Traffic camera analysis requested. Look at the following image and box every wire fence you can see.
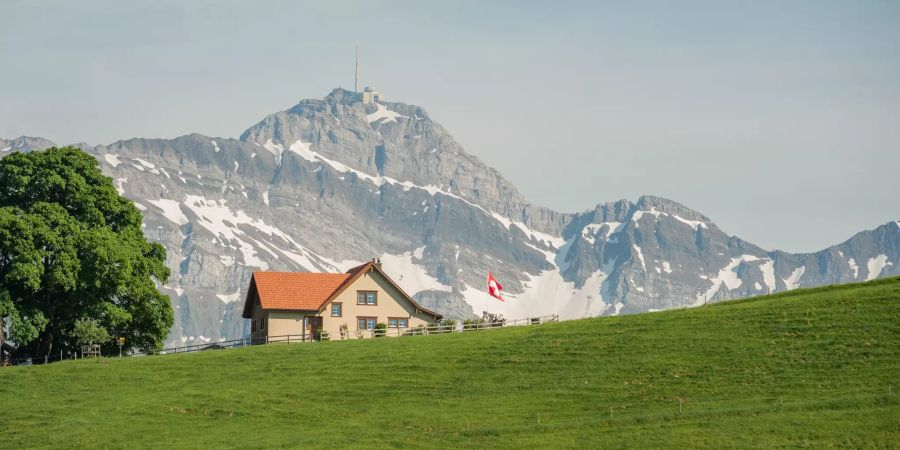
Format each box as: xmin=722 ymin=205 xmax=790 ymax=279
xmin=1 ymin=314 xmax=560 ymax=365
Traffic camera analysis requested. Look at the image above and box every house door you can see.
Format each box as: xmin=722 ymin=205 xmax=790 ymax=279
xmin=307 ymin=316 xmax=323 ymax=341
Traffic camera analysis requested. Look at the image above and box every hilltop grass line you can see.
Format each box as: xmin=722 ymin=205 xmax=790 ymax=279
xmin=0 ymin=277 xmax=898 ymax=449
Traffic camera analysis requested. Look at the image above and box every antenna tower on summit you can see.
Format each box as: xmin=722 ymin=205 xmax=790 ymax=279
xmin=355 ymin=45 xmax=360 ymax=93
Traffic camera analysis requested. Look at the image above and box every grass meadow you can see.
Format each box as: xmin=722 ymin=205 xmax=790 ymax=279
xmin=1 ymin=278 xmax=898 ymax=448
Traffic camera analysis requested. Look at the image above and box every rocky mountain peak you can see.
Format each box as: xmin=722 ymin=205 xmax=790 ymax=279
xmin=237 ymin=88 xmax=564 ymax=234
xmin=0 ymin=136 xmax=57 ymax=153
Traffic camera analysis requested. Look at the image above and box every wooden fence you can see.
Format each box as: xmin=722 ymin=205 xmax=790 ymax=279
xmin=147 ymin=314 xmax=559 ymax=356
xmin=4 ymin=314 xmax=560 ymax=363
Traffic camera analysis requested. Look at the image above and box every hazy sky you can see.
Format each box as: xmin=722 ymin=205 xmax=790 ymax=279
xmin=2 ymin=0 xmax=898 ymax=252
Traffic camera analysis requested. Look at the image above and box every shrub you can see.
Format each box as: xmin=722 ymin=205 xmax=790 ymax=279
xmin=462 ymin=318 xmax=484 ymax=330
xmin=374 ymin=323 xmax=387 ymax=338
xmin=72 ymin=318 xmax=110 ymax=347
xmin=482 ymin=312 xmax=506 ymax=327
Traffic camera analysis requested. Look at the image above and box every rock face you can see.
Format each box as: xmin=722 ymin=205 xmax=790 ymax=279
xmin=0 ymin=136 xmax=56 ymax=153
xmin=5 ymin=88 xmax=899 ymax=347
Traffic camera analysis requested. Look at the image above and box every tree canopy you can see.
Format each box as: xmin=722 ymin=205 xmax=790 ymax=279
xmin=72 ymin=317 xmax=110 ymax=347
xmin=0 ymin=147 xmax=172 ymax=355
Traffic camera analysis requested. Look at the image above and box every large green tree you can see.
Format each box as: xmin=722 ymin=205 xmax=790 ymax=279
xmin=0 ymin=147 xmax=172 ymax=356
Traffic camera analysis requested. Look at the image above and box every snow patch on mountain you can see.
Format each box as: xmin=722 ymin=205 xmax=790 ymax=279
xmin=103 ymin=154 xmax=121 ymax=167
xmin=632 ymin=207 xmax=707 ymax=231
xmin=366 ymin=104 xmax=407 ymax=124
xmin=288 ymin=139 xmax=313 ymax=158
xmin=220 ymin=255 xmax=235 ymax=267
xmin=784 ymin=266 xmax=806 ymax=290
xmin=633 ymin=245 xmax=647 ymax=271
xmin=379 ymin=248 xmax=452 ymax=295
xmin=114 ymin=177 xmax=127 ymax=195
xmin=661 ymin=261 xmax=672 ymax=274
xmin=148 ymin=199 xmax=188 ymax=225
xmin=696 ymin=255 xmax=761 ymax=304
xmin=134 ymin=158 xmax=157 ymax=170
xmin=263 ymin=139 xmax=285 ymax=164
xmin=670 ymin=214 xmax=709 ymax=231
xmin=489 ymin=212 xmax=564 ymax=248
xmin=581 ymin=222 xmax=623 ymax=244
xmin=848 ymin=258 xmax=859 ymax=279
xmin=581 ymin=224 xmax=602 ymax=244
xmin=216 ymin=291 xmax=241 ymax=303
xmin=632 ymin=209 xmax=664 ymax=225
xmin=759 ymin=259 xmax=775 ymax=292
xmin=511 ymin=220 xmax=566 ymax=248
xmin=866 ymin=254 xmax=891 ymax=281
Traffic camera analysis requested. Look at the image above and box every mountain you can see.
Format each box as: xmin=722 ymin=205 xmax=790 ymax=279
xmin=4 ymin=88 xmax=898 ymax=347
xmin=0 ymin=136 xmax=57 ymax=153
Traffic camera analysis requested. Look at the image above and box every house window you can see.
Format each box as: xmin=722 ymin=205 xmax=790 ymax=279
xmin=357 ymin=291 xmax=377 ymax=305
xmin=331 ymin=303 xmax=342 ymax=317
xmin=388 ymin=318 xmax=409 ymax=328
xmin=357 ymin=317 xmax=377 ymax=330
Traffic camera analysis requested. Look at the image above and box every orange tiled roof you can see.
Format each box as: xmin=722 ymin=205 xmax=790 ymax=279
xmin=243 ymin=261 xmax=442 ymax=320
xmin=251 ymin=272 xmax=351 ymax=311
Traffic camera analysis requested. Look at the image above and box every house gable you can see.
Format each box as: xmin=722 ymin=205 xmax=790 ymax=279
xmin=320 ymin=264 xmax=442 ymax=320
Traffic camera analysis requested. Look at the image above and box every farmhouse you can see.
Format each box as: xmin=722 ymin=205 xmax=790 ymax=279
xmin=242 ymin=260 xmax=442 ymax=341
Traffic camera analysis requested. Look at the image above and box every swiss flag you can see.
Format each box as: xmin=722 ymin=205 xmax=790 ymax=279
xmin=487 ymin=271 xmax=504 ymax=301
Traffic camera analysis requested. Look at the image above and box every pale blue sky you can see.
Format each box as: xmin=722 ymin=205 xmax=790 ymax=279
xmin=2 ymin=0 xmax=898 ymax=252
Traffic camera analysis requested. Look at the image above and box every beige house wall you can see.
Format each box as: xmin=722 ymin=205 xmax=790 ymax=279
xmin=320 ymin=269 xmax=436 ymax=339
xmin=267 ymin=311 xmax=306 ymax=338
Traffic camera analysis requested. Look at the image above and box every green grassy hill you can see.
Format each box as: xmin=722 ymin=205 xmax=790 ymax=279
xmin=2 ymin=278 xmax=899 ymax=449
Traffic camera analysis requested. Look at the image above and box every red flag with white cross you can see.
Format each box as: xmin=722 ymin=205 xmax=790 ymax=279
xmin=487 ymin=271 xmax=504 ymax=301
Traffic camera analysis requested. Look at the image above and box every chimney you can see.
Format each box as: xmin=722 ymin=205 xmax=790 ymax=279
xmin=374 ymin=258 xmax=382 ymax=270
